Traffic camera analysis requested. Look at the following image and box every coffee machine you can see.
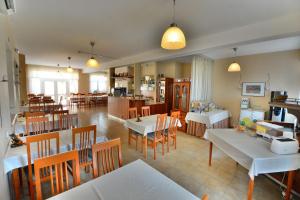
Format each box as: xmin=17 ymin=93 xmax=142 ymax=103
xmin=269 ymin=91 xmax=287 ymax=122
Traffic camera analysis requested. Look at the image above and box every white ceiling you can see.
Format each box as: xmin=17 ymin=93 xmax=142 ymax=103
xmin=10 ymin=0 xmax=300 ymax=70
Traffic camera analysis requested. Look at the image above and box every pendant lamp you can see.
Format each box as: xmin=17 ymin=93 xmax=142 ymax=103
xmin=67 ymin=56 xmax=74 ymax=72
xmin=86 ymin=41 xmax=100 ymax=68
xmin=228 ymin=48 xmax=241 ymax=72
xmin=161 ymin=0 xmax=186 ymax=50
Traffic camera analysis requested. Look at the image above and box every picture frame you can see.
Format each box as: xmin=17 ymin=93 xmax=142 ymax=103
xmin=242 ymin=82 xmax=265 ymax=97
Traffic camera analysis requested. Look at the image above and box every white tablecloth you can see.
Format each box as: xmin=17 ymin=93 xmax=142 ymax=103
xmin=204 ymin=129 xmax=300 ymax=179
xmin=4 ymin=130 xmax=107 ymax=174
xmin=48 ymin=159 xmax=200 ymax=200
xmin=185 ymin=110 xmax=230 ymax=128
xmin=124 ymin=115 xmax=182 ymax=136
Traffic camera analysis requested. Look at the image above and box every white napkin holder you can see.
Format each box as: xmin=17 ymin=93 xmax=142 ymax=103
xmin=271 ymin=138 xmax=299 ymax=155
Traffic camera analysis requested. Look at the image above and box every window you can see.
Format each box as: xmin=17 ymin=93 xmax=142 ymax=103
xmin=27 ymin=65 xmax=79 ymax=101
xmin=90 ymin=73 xmax=108 ymax=93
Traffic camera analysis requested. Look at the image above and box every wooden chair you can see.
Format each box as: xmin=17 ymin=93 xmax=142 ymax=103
xmin=34 ymin=150 xmax=80 ymax=200
xmin=92 ymin=138 xmax=122 ymax=178
xmin=128 ymin=107 xmax=140 ymax=150
xmin=26 ymin=132 xmax=60 ymax=200
xmin=141 ymin=106 xmax=151 ymax=117
xmin=29 ymin=99 xmax=42 ymax=112
xmin=25 ymin=117 xmax=50 ymax=135
xmin=60 ymin=114 xmax=78 ymax=130
xmin=201 ymin=194 xmax=208 ymax=200
xmin=128 ymin=107 xmax=138 ymax=119
xmin=171 ymin=110 xmax=180 ymax=118
xmin=51 ymin=110 xmax=69 ymax=130
xmin=146 ymin=113 xmax=167 ymax=160
xmin=72 ymin=125 xmax=97 ymax=171
xmin=165 ymin=116 xmax=178 ymax=152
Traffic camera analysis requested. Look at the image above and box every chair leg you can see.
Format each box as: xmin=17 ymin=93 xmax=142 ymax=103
xmin=174 ymin=135 xmax=176 ymax=149
xmin=167 ymin=136 xmax=170 ymax=153
xmin=154 ymin=142 xmax=156 ymax=160
xmin=135 ymin=136 xmax=138 ymax=150
xmin=128 ymin=131 xmax=131 ymax=145
xmin=162 ymin=140 xmax=164 ymax=156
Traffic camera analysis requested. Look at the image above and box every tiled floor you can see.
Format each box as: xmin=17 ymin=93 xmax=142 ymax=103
xmin=21 ymin=106 xmax=298 ymax=200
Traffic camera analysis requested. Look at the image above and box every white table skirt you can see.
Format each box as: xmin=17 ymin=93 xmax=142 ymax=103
xmin=204 ymin=129 xmax=300 ymax=179
xmin=185 ymin=110 xmax=230 ymax=128
xmin=124 ymin=115 xmax=182 ymax=136
xmin=48 ymin=159 xmax=200 ymax=200
xmin=4 ymin=130 xmax=107 ymax=174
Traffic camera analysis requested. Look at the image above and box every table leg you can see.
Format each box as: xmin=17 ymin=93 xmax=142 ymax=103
xmin=12 ymin=169 xmax=21 ymax=200
xmin=209 ymin=142 xmax=213 ymax=166
xmin=247 ymin=178 xmax=254 ymax=200
xmin=285 ymin=170 xmax=295 ymax=200
xmin=143 ymin=135 xmax=147 ymax=159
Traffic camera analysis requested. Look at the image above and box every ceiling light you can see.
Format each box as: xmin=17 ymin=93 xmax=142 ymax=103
xmin=161 ymin=0 xmax=186 ymax=50
xmin=67 ymin=56 xmax=74 ymax=72
xmin=228 ymin=48 xmax=241 ymax=72
xmin=86 ymin=41 xmax=100 ymax=68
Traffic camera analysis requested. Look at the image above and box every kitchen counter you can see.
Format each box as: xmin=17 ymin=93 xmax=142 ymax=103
xmin=108 ymin=96 xmax=167 ymax=119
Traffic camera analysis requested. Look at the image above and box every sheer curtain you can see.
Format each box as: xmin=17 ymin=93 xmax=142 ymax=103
xmin=190 ymin=55 xmax=214 ymax=102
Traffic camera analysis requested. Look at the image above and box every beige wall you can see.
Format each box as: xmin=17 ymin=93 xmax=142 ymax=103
xmin=156 ymin=61 xmax=191 ymax=79
xmin=78 ymin=70 xmax=89 ymax=93
xmin=212 ymin=49 xmax=300 ymax=124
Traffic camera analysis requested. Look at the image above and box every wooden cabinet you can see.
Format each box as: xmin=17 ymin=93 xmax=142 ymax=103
xmin=149 ymin=103 xmax=166 ymax=115
xmin=172 ymin=81 xmax=190 ymax=132
xmin=157 ymin=77 xmax=173 ymax=114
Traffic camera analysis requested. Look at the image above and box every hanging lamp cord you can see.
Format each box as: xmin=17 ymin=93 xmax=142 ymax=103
xmin=172 ymin=0 xmax=175 ymax=23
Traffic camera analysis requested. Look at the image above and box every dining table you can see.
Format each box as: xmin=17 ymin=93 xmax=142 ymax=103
xmin=124 ymin=114 xmax=182 ymax=159
xmin=4 ymin=129 xmax=107 ymax=200
xmin=204 ymin=128 xmax=300 ymax=200
xmin=48 ymin=159 xmax=201 ymax=200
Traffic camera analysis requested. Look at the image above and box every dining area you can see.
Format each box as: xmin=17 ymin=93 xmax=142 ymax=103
xmin=4 ymin=106 xmax=209 ymax=200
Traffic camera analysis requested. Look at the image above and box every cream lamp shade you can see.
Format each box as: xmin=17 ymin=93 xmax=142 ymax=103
xmin=161 ymin=23 xmax=186 ymax=50
xmin=67 ymin=66 xmax=74 ymax=72
xmin=228 ymin=62 xmax=241 ymax=72
xmin=86 ymin=56 xmax=100 ymax=68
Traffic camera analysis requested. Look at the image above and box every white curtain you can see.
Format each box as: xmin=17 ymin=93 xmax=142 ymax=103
xmin=190 ymin=55 xmax=213 ymax=102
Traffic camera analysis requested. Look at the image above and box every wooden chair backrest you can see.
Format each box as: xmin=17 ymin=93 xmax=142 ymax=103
xmin=34 ymin=150 xmax=80 ymax=200
xmin=72 ymin=125 xmax=97 ymax=167
xmin=26 ymin=116 xmax=50 ymax=135
xmin=141 ymin=106 xmax=151 ymax=117
xmin=60 ymin=114 xmax=78 ymax=130
xmin=27 ymin=93 xmax=36 ymax=99
xmin=51 ymin=110 xmax=69 ymax=130
xmin=128 ymin=107 xmax=138 ymax=119
xmin=154 ymin=113 xmax=167 ymax=139
xmin=26 ymin=132 xmax=60 ymax=199
xmin=171 ymin=111 xmax=180 ymax=118
xmin=168 ymin=116 xmax=178 ymax=136
xmin=25 ymin=111 xmax=45 ymax=118
xmin=92 ymin=138 xmax=122 ymax=178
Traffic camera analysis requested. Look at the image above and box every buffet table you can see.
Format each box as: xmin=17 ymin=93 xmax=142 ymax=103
xmin=185 ymin=110 xmax=230 ymax=137
xmin=204 ymin=129 xmax=300 ymax=200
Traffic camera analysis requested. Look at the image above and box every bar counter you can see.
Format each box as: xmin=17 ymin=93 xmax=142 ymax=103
xmin=108 ymin=96 xmax=166 ymax=120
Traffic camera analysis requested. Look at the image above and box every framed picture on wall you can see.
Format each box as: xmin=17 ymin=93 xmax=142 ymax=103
xmin=242 ymin=82 xmax=265 ymax=97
